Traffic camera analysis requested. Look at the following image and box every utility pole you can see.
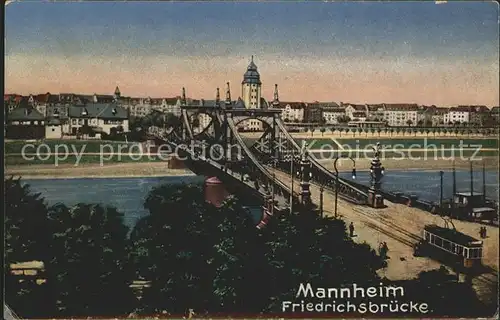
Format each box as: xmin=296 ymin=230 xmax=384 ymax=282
xmin=272 ymin=159 xmax=275 ymax=215
xmin=439 ymin=170 xmax=444 ymax=209
xmin=470 ymin=160 xmax=474 ymax=197
xmin=452 ymin=160 xmax=456 ymax=210
xmin=482 ymin=160 xmax=486 ymax=202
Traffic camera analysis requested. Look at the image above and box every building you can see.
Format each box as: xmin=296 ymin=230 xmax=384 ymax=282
xmin=45 ymin=118 xmax=64 ymax=139
xmin=67 ymin=103 xmax=129 ymax=136
xmin=4 ymin=94 xmax=23 ymax=113
xmin=382 ymin=103 xmax=419 ymax=126
xmin=280 ymin=102 xmax=306 ymax=122
xmin=344 ymin=103 xmax=367 ymax=120
xmin=469 ymin=105 xmax=490 ymax=126
xmin=416 ymin=105 xmax=435 ymax=126
xmin=490 ymin=107 xmax=500 ymax=125
xmin=431 ymin=107 xmax=449 ymax=126
xmin=351 ymin=111 xmax=367 ymax=122
xmin=322 ymin=107 xmax=346 ymax=124
xmin=444 ymin=106 xmax=472 ymax=125
xmin=5 ymin=106 xmax=45 ymax=139
xmin=303 ymin=103 xmax=323 ymax=123
xmin=241 ymin=56 xmax=262 ymax=109
xmin=366 ymin=104 xmax=385 ymax=121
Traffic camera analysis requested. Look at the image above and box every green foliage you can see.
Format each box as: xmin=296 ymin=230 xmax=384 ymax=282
xmin=261 ymin=212 xmax=384 ymax=313
xmin=5 ymin=178 xmax=494 ymax=318
xmin=4 ymin=177 xmax=54 ymax=318
xmin=130 ymin=184 xmax=266 ymax=315
xmin=4 ymin=177 xmax=51 ymax=264
xmin=130 ymin=184 xmax=384 ymax=316
xmin=46 ymin=203 xmax=136 ymax=317
xmin=396 ymin=266 xmax=491 ymax=317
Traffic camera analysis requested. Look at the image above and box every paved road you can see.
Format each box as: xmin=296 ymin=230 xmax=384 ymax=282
xmin=268 ymin=167 xmax=498 ymax=305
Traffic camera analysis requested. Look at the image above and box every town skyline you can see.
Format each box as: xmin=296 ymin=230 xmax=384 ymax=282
xmin=5 ymin=88 xmax=499 ymax=109
xmin=5 ymin=1 xmax=499 ymax=106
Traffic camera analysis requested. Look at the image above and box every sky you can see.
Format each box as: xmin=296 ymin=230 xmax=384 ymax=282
xmin=5 ymin=1 xmax=499 ymax=106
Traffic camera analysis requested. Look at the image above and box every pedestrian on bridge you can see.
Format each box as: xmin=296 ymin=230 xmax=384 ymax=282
xmin=349 ymin=222 xmax=355 ymax=238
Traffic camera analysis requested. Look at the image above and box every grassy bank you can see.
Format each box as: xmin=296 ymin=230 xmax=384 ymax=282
xmin=4 ymin=154 xmax=166 ymax=166
xmin=5 ymin=139 xmax=140 ymax=154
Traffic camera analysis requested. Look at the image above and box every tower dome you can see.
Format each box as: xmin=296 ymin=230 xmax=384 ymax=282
xmin=242 ymin=55 xmax=262 ymax=85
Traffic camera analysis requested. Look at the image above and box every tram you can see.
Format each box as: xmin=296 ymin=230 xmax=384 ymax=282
xmin=414 ymin=223 xmax=483 ymax=270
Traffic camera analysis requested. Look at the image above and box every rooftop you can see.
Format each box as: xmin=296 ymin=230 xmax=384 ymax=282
xmin=68 ymin=103 xmax=128 ymax=119
xmin=8 ymin=107 xmax=45 ymax=121
xmin=424 ymin=224 xmax=482 ymax=247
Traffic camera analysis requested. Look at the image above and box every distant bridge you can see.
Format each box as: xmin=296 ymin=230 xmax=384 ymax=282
xmin=149 ymin=88 xmax=370 ymax=220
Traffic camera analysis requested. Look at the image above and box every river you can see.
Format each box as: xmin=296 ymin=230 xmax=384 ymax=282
xmin=21 ymin=170 xmax=498 ymax=230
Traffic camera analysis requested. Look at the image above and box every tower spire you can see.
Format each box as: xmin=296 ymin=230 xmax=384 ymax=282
xmin=216 ymin=87 xmax=220 ymax=104
xmin=181 ymin=87 xmax=186 ymax=105
xmin=225 ymin=82 xmax=232 ymax=105
xmin=272 ymin=83 xmax=280 ymax=107
xmin=251 ymin=55 xmax=254 ymax=63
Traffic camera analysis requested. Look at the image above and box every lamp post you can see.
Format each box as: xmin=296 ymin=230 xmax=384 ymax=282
xmin=439 ymin=170 xmax=444 ymax=209
xmin=290 ymin=147 xmax=294 ymax=215
xmin=368 ymin=142 xmax=385 ymax=207
xmin=333 ymin=156 xmax=357 ymax=219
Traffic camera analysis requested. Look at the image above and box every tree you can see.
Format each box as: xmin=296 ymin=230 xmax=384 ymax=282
xmin=5 ymin=177 xmax=51 ymax=264
xmin=165 ymin=112 xmax=181 ymax=128
xmin=130 ymin=183 xmax=386 ymax=317
xmin=5 ymin=177 xmax=54 ymax=318
xmin=46 ymin=203 xmax=136 ymax=317
xmin=406 ymin=119 xmax=413 ymax=127
xmin=130 ymin=184 xmax=267 ymax=315
xmin=78 ymin=124 xmax=94 ymax=139
xmin=399 ymin=266 xmax=490 ymax=317
xmin=320 ymin=127 xmax=326 ymax=136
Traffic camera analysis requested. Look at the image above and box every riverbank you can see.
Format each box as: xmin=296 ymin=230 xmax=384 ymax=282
xmin=5 ymin=156 xmax=498 ymax=180
xmin=4 ymin=162 xmax=194 ymax=180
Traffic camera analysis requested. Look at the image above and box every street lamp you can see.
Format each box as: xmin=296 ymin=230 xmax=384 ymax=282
xmin=333 ymin=156 xmax=357 ymax=219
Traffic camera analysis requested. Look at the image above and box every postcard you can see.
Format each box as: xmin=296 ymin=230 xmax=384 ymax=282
xmin=4 ymin=1 xmax=499 ymax=319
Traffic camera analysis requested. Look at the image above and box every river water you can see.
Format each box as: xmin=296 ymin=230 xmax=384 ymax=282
xmin=21 ymin=170 xmax=498 ymax=229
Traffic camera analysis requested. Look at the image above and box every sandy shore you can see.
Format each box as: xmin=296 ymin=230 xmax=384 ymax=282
xmin=4 ymin=162 xmax=195 ymax=180
xmin=5 ymin=156 xmax=498 ymax=180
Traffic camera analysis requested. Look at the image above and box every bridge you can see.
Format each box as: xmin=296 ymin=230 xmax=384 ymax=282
xmin=150 ymin=84 xmax=376 ymax=223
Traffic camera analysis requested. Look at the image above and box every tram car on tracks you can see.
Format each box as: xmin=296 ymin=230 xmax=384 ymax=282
xmin=414 ymin=223 xmax=483 ymax=270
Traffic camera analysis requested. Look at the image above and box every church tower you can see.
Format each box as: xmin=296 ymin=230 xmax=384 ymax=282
xmin=241 ymin=56 xmax=262 ymax=109
xmin=113 ymin=86 xmax=121 ymax=101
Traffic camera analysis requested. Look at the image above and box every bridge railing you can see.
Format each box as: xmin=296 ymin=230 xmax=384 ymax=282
xmin=274 ymin=119 xmax=368 ymax=203
xmin=226 ymin=117 xmax=300 ymax=203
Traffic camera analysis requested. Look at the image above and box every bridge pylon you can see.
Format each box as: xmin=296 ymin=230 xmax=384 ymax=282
xmin=299 ymin=150 xmax=312 ymax=207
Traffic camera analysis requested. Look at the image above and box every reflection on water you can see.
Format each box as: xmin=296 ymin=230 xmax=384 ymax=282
xmin=20 ymin=170 xmax=499 ymax=229
xmin=22 ymin=176 xmax=204 ymax=228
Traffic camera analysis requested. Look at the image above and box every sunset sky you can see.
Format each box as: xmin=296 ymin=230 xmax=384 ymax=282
xmin=5 ymin=1 xmax=499 ymax=106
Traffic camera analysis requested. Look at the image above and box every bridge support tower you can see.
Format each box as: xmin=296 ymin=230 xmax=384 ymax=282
xmin=299 ymin=151 xmax=312 ymax=207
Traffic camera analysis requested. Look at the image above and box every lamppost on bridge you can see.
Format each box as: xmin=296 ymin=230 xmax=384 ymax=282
xmin=333 ymin=156 xmax=357 ymax=219
xmin=299 ymin=148 xmax=313 ymax=209
xmin=368 ymin=142 xmax=385 ymax=208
